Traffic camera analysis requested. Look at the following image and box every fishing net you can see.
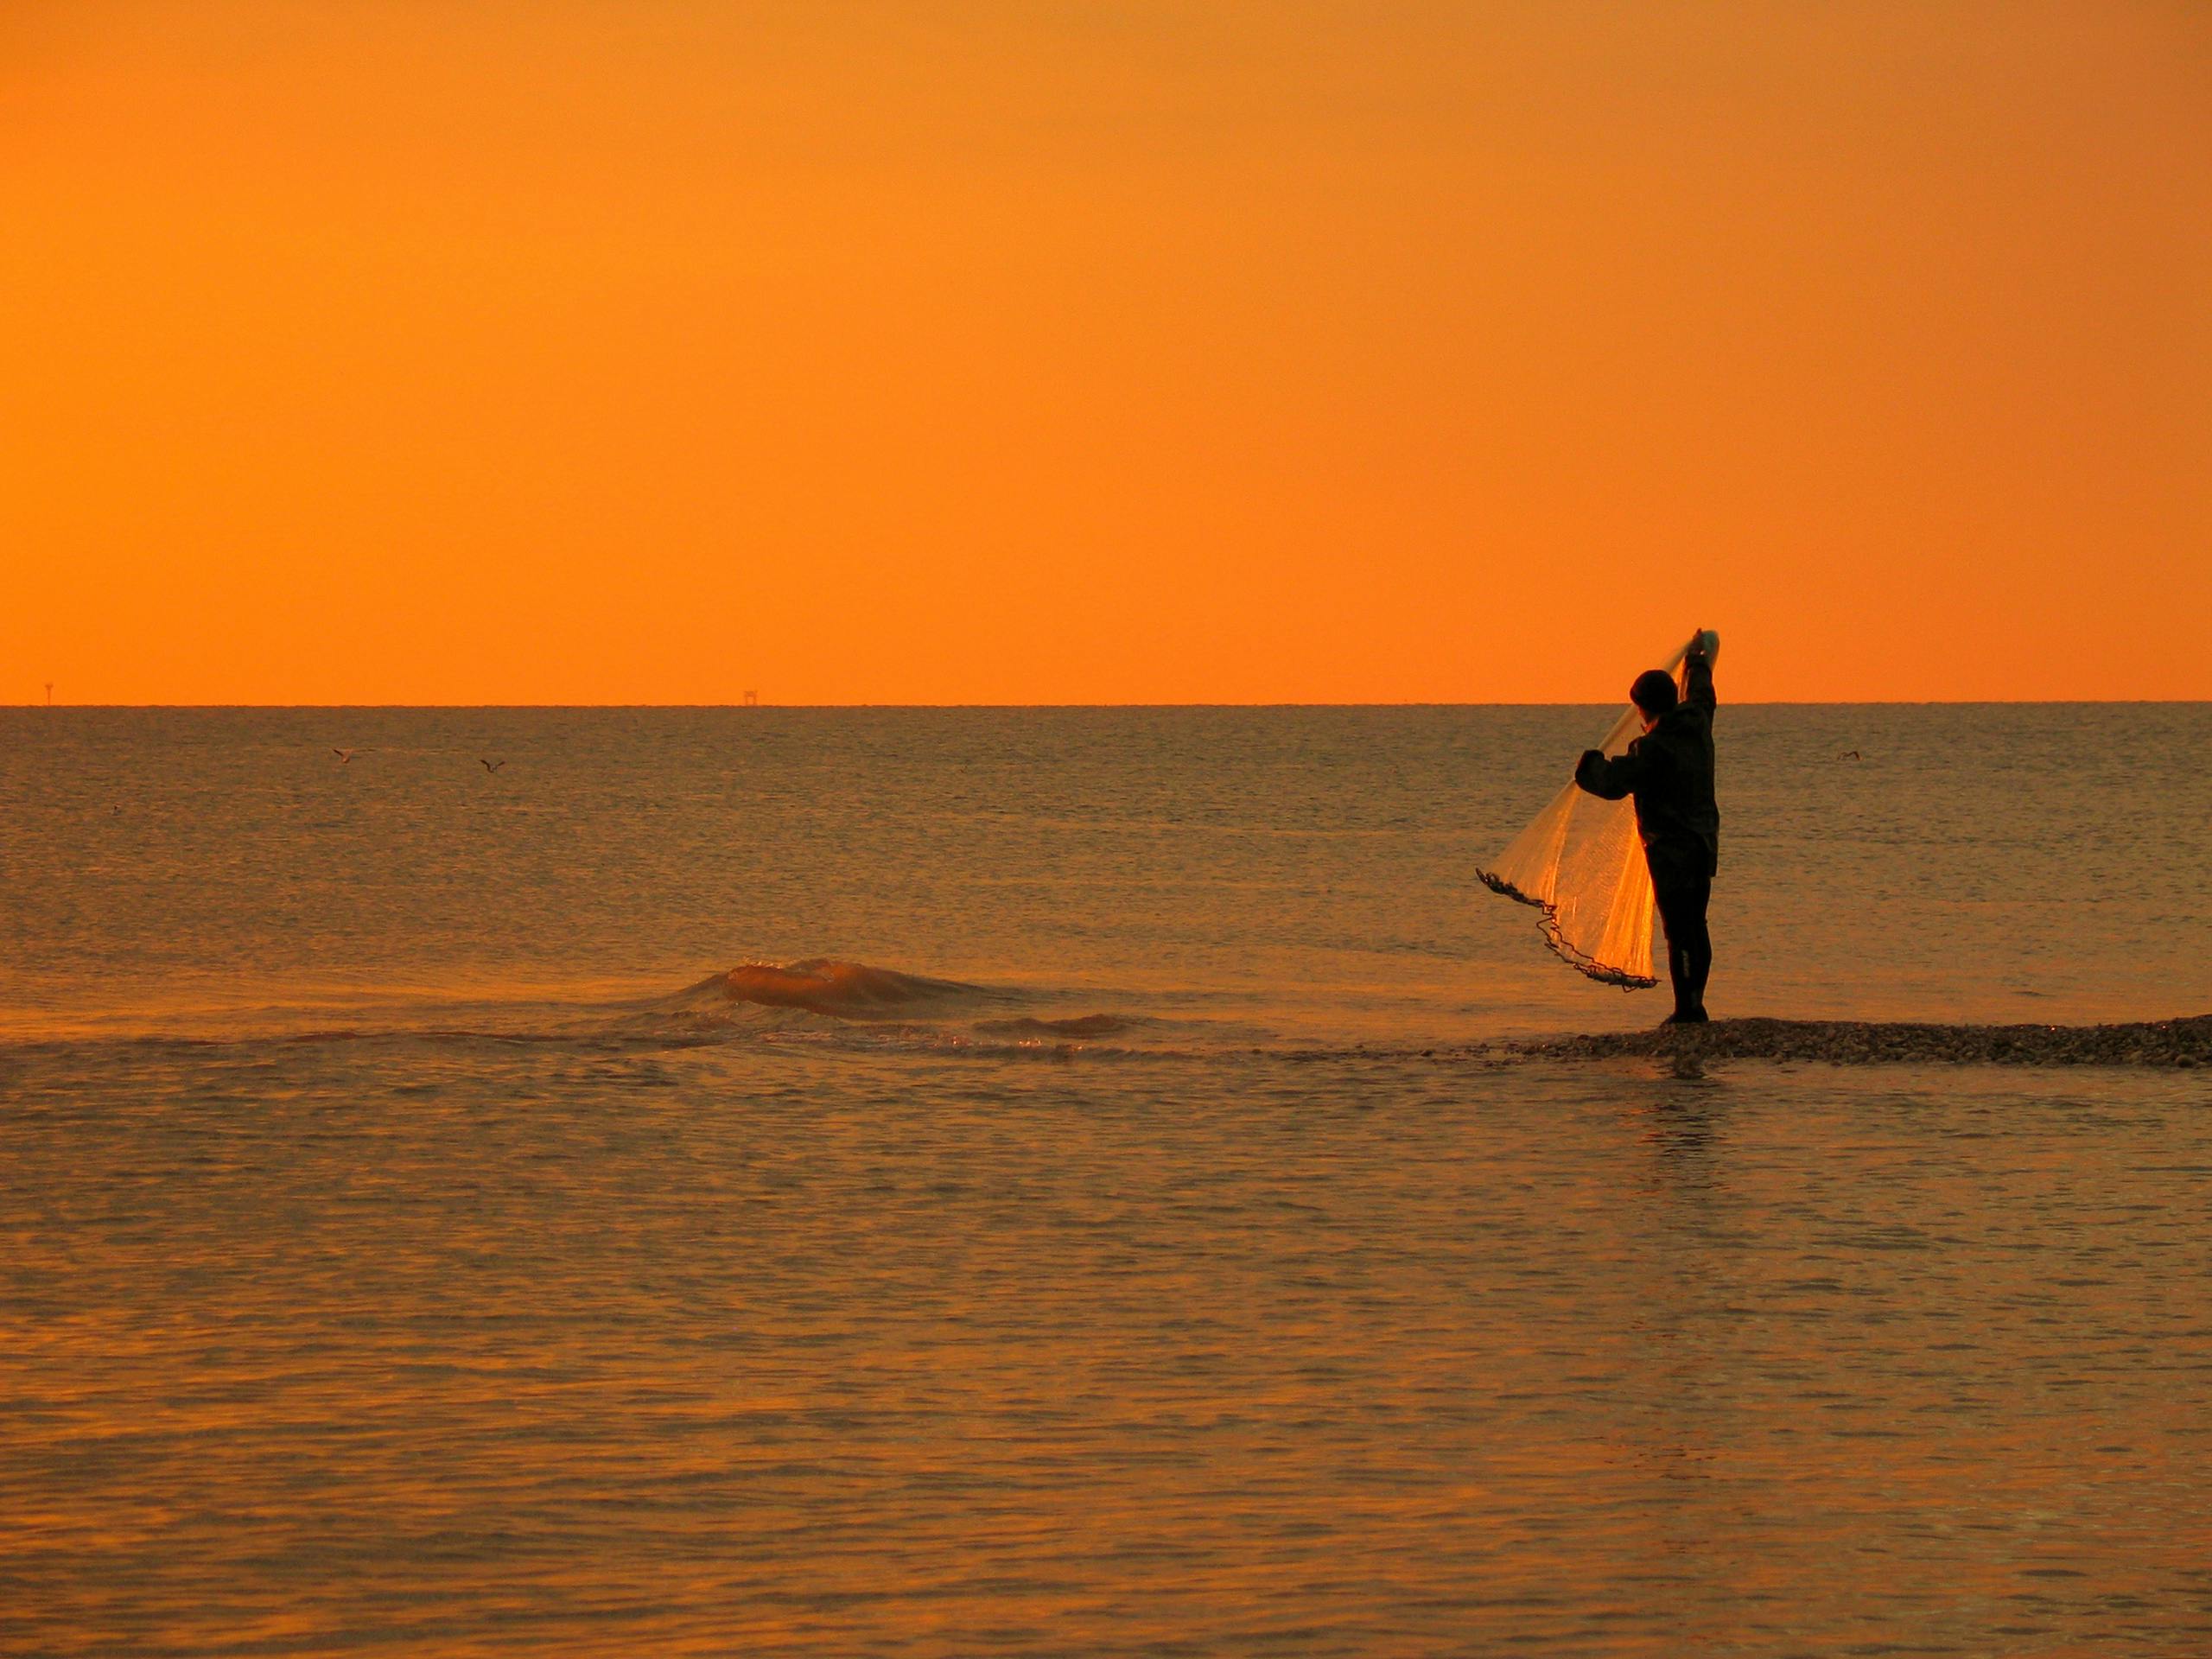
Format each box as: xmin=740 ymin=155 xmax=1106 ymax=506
xmin=1478 ymin=632 xmax=1712 ymax=989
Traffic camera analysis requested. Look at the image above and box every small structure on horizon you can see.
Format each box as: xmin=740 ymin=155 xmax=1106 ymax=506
xmin=43 ymin=682 xmax=53 ymax=707
xmin=743 ymin=690 xmax=759 ymax=707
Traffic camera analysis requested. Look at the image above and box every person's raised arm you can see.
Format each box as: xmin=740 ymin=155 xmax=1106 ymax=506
xmin=1575 ymin=747 xmax=1641 ymax=800
xmin=1683 ymin=630 xmax=1717 ymax=715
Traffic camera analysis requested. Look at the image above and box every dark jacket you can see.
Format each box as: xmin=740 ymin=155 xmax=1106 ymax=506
xmin=1574 ymin=647 xmax=1719 ymax=878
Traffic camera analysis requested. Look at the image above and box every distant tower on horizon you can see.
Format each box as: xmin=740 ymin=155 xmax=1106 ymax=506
xmin=743 ymin=689 xmax=759 ymax=707
xmin=43 ymin=682 xmax=53 ymax=707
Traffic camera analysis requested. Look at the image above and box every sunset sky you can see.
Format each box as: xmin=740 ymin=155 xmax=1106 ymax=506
xmin=5 ymin=1 xmax=2206 ymax=703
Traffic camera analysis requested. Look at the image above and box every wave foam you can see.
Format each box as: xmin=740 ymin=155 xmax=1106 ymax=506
xmin=973 ymin=1014 xmax=1135 ymax=1039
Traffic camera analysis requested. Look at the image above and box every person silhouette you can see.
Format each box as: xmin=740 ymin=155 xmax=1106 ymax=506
xmin=1573 ymin=632 xmax=1719 ymax=1024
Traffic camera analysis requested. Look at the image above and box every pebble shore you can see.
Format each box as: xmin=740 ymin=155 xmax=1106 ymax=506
xmin=1499 ymin=1014 xmax=2212 ymax=1068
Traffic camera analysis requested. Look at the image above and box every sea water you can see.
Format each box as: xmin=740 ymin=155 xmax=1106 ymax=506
xmin=3 ymin=705 xmax=2208 ymax=1655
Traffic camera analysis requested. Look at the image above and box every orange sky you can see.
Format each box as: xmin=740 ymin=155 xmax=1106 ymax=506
xmin=4 ymin=2 xmax=2206 ymax=703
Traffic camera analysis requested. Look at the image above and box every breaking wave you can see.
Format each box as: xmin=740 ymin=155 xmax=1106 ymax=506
xmin=655 ymin=958 xmax=999 ymax=1021
xmin=602 ymin=958 xmax=1166 ymax=1057
xmin=5 ymin=954 xmax=2204 ymax=1071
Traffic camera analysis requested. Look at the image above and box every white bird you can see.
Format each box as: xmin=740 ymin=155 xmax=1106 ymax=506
xmin=334 ymin=748 xmax=355 ymax=763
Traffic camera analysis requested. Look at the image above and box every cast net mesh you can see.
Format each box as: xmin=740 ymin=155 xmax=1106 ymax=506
xmin=1477 ymin=632 xmax=1707 ymax=989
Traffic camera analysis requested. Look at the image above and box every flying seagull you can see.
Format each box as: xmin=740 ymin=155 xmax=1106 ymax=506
xmin=333 ymin=748 xmax=355 ymax=763
xmin=1840 ymin=750 xmax=1862 ymax=760
xmin=480 ymin=758 xmax=505 ymax=773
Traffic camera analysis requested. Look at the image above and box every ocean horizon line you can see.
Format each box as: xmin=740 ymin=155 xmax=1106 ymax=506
xmin=10 ymin=697 xmax=2209 ymax=712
